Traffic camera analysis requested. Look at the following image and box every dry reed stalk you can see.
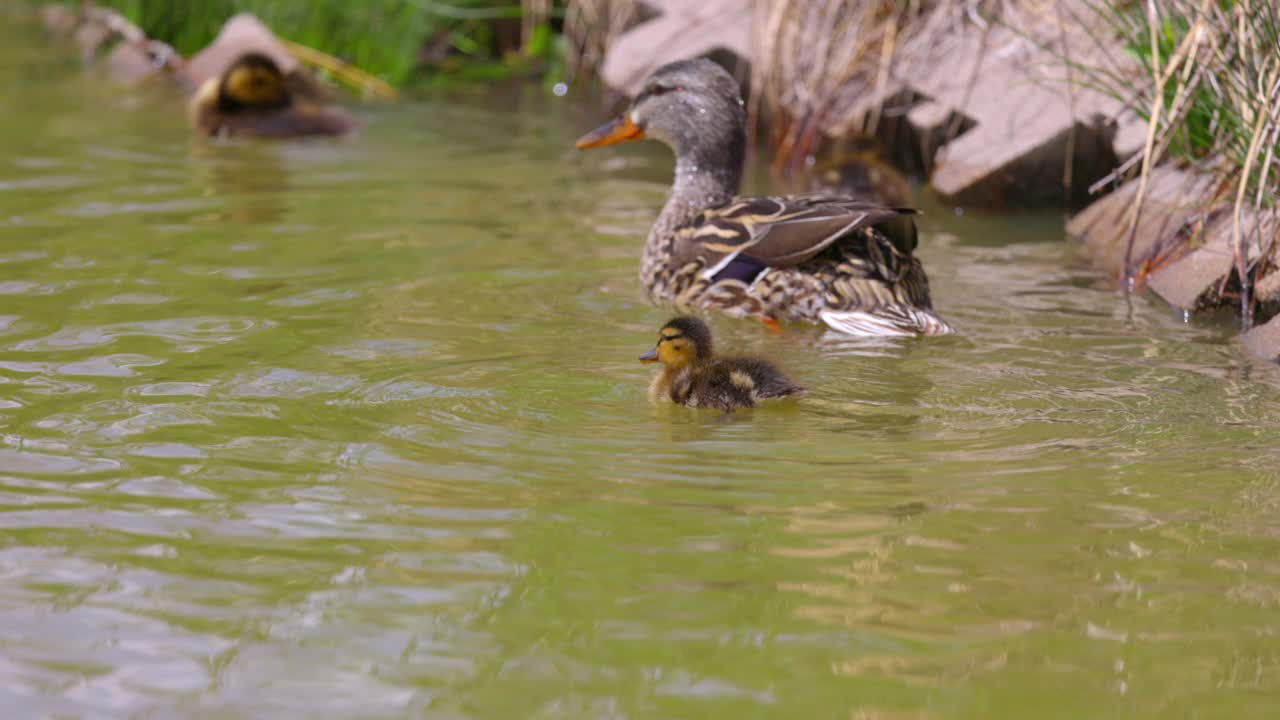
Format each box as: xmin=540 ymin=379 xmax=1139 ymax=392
xmin=751 ymin=0 xmax=1037 ymax=177
xmin=1053 ymin=0 xmax=1078 ymax=203
xmin=521 ymin=0 xmax=552 ymax=49
xmin=278 ymin=38 xmax=399 ymax=101
xmin=752 ymin=0 xmax=920 ymax=175
xmin=1227 ymin=57 xmax=1279 ymax=326
xmin=563 ymin=0 xmax=638 ymax=84
xmin=1123 ymin=8 xmax=1207 ymax=277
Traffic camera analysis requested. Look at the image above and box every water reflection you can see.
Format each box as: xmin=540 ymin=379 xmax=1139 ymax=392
xmin=189 ymin=143 xmax=293 ymax=226
xmin=1 ymin=16 xmax=1280 ymax=718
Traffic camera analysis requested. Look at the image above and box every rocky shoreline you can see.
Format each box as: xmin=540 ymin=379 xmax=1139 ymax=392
xmin=590 ymin=0 xmax=1277 ymax=360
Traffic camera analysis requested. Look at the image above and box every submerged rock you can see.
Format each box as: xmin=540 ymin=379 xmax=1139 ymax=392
xmin=1243 ymin=316 xmax=1280 ymax=362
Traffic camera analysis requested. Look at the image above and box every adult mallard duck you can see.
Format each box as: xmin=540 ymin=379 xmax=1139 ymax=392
xmin=641 ymin=316 xmax=803 ymax=411
xmin=577 ymin=58 xmax=953 ymax=337
xmin=188 ymin=52 xmax=355 ymax=138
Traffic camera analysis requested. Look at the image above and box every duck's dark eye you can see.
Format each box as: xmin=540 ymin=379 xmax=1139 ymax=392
xmin=639 ymin=84 xmax=682 ymax=103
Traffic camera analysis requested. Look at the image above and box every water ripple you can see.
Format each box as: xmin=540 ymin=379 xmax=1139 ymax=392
xmin=12 ymin=317 xmax=266 ymax=352
xmin=0 ymin=51 xmax=1277 ymax=717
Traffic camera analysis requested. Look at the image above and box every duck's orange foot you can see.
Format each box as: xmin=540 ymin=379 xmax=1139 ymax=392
xmin=760 ymin=316 xmax=783 ymax=334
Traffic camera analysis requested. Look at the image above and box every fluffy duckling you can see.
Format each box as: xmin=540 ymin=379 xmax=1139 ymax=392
xmin=641 ymin=316 xmax=803 ymax=412
xmin=187 ymin=52 xmax=355 ymax=138
xmin=808 ymin=148 xmax=914 ymax=209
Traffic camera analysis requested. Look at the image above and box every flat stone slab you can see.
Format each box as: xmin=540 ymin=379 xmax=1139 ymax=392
xmin=1148 ymin=208 xmax=1272 ymax=311
xmin=1068 ymin=163 xmax=1274 ymax=319
xmin=887 ymin=4 xmax=1145 ymax=205
xmin=1067 ymin=165 xmax=1218 ymax=281
xmin=599 ymin=0 xmax=751 ymax=95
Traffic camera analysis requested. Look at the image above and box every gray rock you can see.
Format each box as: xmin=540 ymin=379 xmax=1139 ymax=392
xmin=598 ymin=0 xmax=751 ymax=96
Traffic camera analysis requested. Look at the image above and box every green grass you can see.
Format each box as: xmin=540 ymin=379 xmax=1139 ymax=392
xmin=73 ymin=0 xmax=562 ymax=86
xmin=1092 ymin=0 xmax=1280 ymax=207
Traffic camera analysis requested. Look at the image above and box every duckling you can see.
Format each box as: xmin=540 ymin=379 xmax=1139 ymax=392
xmin=187 ymin=52 xmax=355 ymax=138
xmin=807 ymin=146 xmax=914 ymax=209
xmin=640 ymin=316 xmax=803 ymax=412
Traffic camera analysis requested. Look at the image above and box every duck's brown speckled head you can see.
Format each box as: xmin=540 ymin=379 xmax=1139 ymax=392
xmin=576 ymin=59 xmax=745 ymax=166
xmin=640 ymin=316 xmax=714 ymax=369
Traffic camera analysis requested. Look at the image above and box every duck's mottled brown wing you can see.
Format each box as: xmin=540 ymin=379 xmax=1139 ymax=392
xmin=674 ymin=195 xmax=918 ymax=282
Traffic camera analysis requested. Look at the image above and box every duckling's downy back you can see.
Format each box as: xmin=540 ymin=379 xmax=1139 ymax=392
xmin=682 ymin=356 xmax=803 ymax=411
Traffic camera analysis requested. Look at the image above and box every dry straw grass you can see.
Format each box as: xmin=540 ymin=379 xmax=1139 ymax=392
xmin=749 ymin=0 xmax=1015 ymax=175
xmin=563 ymin=0 xmax=997 ymax=153
xmin=562 ymin=0 xmax=639 ymax=84
xmin=1082 ymin=0 xmax=1280 ymax=324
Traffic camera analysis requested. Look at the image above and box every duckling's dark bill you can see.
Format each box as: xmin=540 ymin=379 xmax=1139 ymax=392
xmin=639 ymin=349 xmax=659 ymax=363
xmin=576 ymin=116 xmax=645 ymax=148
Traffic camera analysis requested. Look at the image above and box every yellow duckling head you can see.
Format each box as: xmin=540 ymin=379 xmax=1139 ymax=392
xmin=640 ymin=316 xmax=713 ymax=370
xmin=218 ymin=52 xmax=291 ymax=111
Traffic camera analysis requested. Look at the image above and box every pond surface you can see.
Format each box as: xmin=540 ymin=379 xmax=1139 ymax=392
xmin=3 ymin=19 xmax=1280 ymax=720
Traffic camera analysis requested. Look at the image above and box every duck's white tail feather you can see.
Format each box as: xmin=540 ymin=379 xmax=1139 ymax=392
xmin=819 ymin=308 xmax=956 ymax=337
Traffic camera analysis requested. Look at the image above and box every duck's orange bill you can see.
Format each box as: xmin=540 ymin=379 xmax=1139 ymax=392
xmin=639 ymin=348 xmax=659 ymax=363
xmin=576 ymin=115 xmax=645 ymax=148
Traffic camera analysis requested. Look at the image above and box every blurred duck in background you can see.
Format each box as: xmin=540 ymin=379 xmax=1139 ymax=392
xmin=187 ymin=52 xmax=355 ymax=138
xmin=41 ymin=7 xmax=361 ymax=140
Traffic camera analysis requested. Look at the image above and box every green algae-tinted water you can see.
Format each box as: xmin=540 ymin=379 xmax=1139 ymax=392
xmin=3 ymin=21 xmax=1280 ymax=719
